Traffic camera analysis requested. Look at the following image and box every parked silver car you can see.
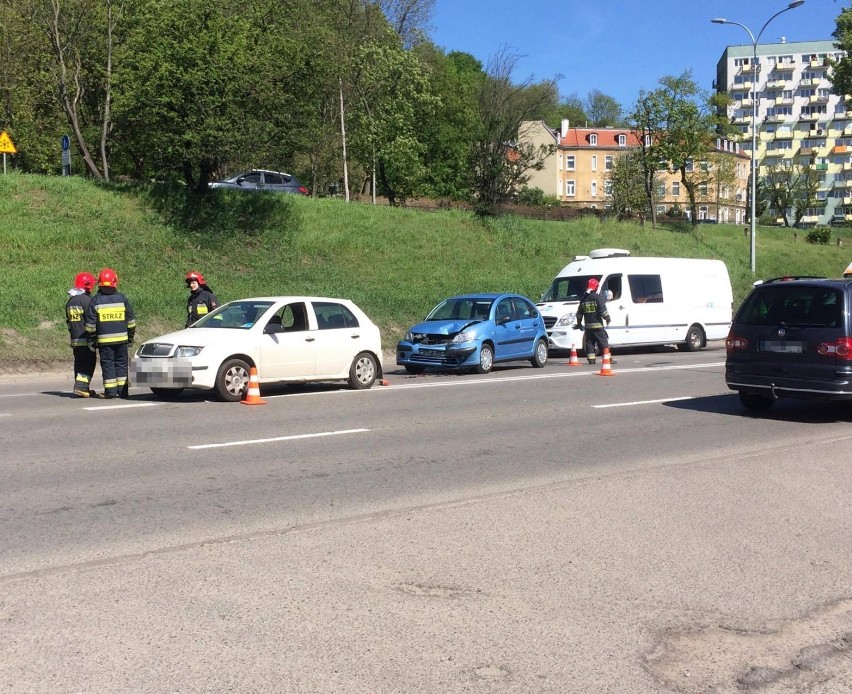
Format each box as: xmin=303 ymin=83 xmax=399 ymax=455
xmin=209 ymin=169 xmax=308 ymax=195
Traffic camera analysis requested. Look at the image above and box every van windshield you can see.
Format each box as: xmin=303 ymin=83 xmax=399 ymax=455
xmin=542 ymin=276 xmax=600 ymax=302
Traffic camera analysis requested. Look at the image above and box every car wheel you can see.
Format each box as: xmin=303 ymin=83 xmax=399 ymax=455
xmin=150 ymin=387 xmax=184 ymax=400
xmin=739 ymin=392 xmax=774 ymax=411
xmin=679 ymin=324 xmax=705 ymax=352
xmin=215 ymin=358 xmax=251 ymax=402
xmin=404 ymin=365 xmax=426 ymax=375
xmin=476 ymin=344 xmax=494 ymax=374
xmin=530 ymin=339 xmax=548 ymax=368
xmin=349 ymin=352 xmax=378 ymax=389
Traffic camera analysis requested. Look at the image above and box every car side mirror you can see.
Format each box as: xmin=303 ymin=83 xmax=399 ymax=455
xmin=264 ymin=323 xmax=284 ymax=334
xmin=496 ymin=315 xmax=512 ymax=326
xmin=236 ymin=176 xmax=246 ymax=185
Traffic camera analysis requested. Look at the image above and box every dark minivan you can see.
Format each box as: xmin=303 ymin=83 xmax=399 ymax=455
xmin=726 ymin=277 xmax=852 ymax=411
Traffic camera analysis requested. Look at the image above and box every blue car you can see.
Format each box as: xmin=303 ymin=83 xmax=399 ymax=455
xmin=396 ymin=293 xmax=549 ymax=374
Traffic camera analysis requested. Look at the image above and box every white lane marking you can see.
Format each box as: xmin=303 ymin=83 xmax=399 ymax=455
xmin=0 ymin=392 xmax=37 ymax=398
xmin=188 ymin=428 xmax=370 ymax=450
xmin=592 ymin=396 xmax=696 ymax=409
xmin=0 ymin=413 xmax=10 ymax=417
xmin=82 ymin=402 xmax=162 ymax=411
xmin=263 ymin=361 xmax=726 ymax=398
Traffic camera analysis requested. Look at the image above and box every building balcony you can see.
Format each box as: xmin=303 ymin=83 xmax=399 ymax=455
xmin=808 ymin=95 xmax=830 ymax=104
xmin=774 ymin=97 xmax=794 ymax=106
xmin=833 ymin=178 xmax=852 ymax=187
xmin=843 ymin=197 xmax=852 ymax=206
xmin=740 ymin=98 xmax=754 ymax=107
xmin=800 ymin=112 xmax=822 ymax=121
xmin=800 ymin=78 xmax=822 ymax=88
xmin=773 ymin=62 xmax=796 ymax=72
xmin=843 ymin=162 xmax=852 ymax=171
xmin=772 ymin=130 xmax=795 ymax=139
xmin=740 ymin=63 xmax=757 ymax=73
xmin=809 ymin=58 xmax=829 ymax=69
xmin=766 ymin=79 xmax=788 ymax=89
xmin=844 ymin=126 xmax=852 ymax=136
xmin=815 ymin=163 xmax=829 ymax=171
xmin=730 ymin=82 xmax=753 ymax=92
xmin=732 ymin=115 xmax=751 ymax=124
xmin=799 ymin=147 xmax=815 ymax=157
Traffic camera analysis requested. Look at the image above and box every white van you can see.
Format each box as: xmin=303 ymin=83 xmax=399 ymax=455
xmin=538 ymin=248 xmax=733 ymax=352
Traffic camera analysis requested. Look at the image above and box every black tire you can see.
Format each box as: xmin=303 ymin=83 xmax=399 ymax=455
xmin=679 ymin=324 xmax=705 ymax=352
xmin=215 ymin=358 xmax=251 ymax=402
xmin=150 ymin=387 xmax=184 ymax=400
xmin=739 ymin=392 xmax=774 ymax=411
xmin=349 ymin=352 xmax=378 ymax=389
xmin=475 ymin=344 xmax=494 ymax=374
xmin=404 ymin=365 xmax=426 ymax=375
xmin=530 ymin=339 xmax=548 ymax=368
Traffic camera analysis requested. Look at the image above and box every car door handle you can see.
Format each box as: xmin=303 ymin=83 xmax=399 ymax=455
xmin=351 ymin=334 xmax=360 ymax=339
xmin=305 ymin=337 xmax=315 ymax=342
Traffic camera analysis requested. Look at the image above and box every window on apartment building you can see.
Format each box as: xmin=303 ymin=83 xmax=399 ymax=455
xmin=566 ymin=155 xmax=575 ymax=171
xmin=799 ymin=87 xmax=815 ymax=98
xmin=672 ymin=181 xmax=680 ymax=197
xmin=566 ymin=180 xmax=575 ymax=196
xmin=589 ymin=134 xmax=598 ymax=146
xmin=699 ymin=205 xmax=709 ymax=220
xmin=591 ymin=180 xmax=597 ymax=197
xmin=617 ymin=134 xmax=626 ymax=146
xmin=656 ymin=204 xmax=666 ymax=216
xmin=605 ymin=155 xmax=613 ymax=170
xmin=685 ymin=160 xmax=694 ymax=173
xmin=699 ymin=183 xmax=709 ymax=196
xmin=656 ymin=183 xmax=666 ymax=197
xmin=700 ymin=160 xmax=710 ymax=172
xmin=644 ymin=134 xmax=651 ymax=147
xmin=605 ymin=180 xmax=613 ymax=196
xmin=591 ymin=155 xmax=597 ymax=172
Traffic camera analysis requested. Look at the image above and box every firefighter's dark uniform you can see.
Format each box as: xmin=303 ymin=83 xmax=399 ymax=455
xmin=575 ymin=290 xmax=610 ymax=364
xmin=84 ymin=287 xmax=136 ymax=398
xmin=186 ymin=286 xmax=218 ymax=327
xmin=66 ymin=289 xmax=96 ymax=397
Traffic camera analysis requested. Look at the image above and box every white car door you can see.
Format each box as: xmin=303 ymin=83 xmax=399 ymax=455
xmin=311 ymin=301 xmax=362 ymax=377
xmin=258 ymin=302 xmax=317 ymax=379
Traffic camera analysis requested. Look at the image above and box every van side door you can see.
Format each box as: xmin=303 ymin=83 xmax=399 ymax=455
xmin=600 ymin=274 xmax=630 ymax=346
xmin=624 ymin=274 xmax=668 ymax=344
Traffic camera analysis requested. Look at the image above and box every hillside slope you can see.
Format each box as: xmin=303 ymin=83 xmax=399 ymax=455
xmin=1 ymin=174 xmax=849 ymax=371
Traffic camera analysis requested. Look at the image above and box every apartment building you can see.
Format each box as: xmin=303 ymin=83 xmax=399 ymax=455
xmin=715 ymin=39 xmax=847 ymax=226
xmin=518 ymin=120 xmax=750 ymax=223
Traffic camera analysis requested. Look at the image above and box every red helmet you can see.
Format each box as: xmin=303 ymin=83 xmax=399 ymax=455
xmin=74 ymin=272 xmax=95 ymax=291
xmin=98 ymin=268 xmax=119 ymax=287
xmin=185 ymin=270 xmax=205 ymax=286
xmin=587 ymin=278 xmax=600 ymax=291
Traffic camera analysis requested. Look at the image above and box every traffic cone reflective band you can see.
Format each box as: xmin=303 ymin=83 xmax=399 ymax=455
xmin=241 ymin=366 xmax=266 ymax=405
xmin=596 ymin=348 xmax=614 ymax=377
xmin=567 ymin=344 xmax=581 ymax=366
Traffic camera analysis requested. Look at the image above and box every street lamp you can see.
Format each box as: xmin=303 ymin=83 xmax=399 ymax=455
xmin=712 ymin=1 xmax=805 ymax=274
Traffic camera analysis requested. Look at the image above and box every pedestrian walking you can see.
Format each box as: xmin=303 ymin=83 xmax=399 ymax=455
xmin=66 ymin=271 xmax=97 ymax=397
xmin=84 ymin=268 xmax=136 ymax=399
xmin=185 ymin=271 xmax=219 ymax=327
xmin=574 ymin=278 xmax=612 ymax=365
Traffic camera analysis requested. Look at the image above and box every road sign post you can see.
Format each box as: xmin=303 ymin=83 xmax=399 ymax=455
xmin=61 ymin=134 xmax=71 ymax=176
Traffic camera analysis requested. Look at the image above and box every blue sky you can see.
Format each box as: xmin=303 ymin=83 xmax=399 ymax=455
xmin=429 ymin=0 xmax=842 ymax=113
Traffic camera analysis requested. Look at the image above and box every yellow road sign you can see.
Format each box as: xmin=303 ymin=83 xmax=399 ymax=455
xmin=0 ymin=131 xmax=17 ymax=154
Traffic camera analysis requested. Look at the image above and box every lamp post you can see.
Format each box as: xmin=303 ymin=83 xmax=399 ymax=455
xmin=712 ymin=1 xmax=805 ymax=274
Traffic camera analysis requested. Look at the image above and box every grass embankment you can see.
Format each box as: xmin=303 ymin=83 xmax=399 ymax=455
xmin=1 ymin=173 xmax=849 ymax=370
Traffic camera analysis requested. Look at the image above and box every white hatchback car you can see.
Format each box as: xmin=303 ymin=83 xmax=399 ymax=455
xmin=131 ymin=296 xmax=383 ymax=401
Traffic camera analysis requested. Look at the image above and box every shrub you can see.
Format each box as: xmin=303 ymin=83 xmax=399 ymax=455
xmin=667 ymin=204 xmax=684 ymax=218
xmin=516 ymin=187 xmax=546 ymax=207
xmin=806 ymin=227 xmax=832 ymax=245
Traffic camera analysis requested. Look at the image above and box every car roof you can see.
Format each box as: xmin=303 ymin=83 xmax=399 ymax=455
xmin=754 ymin=277 xmax=852 ymax=288
xmin=446 ymin=293 xmax=522 ymax=300
xmin=223 ymin=296 xmax=355 ymax=304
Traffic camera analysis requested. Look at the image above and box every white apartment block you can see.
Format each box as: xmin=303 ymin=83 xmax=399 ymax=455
xmin=715 ymin=39 xmax=848 ymax=226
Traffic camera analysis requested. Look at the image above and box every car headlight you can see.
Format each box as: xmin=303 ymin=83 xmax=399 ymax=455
xmin=556 ymin=313 xmax=577 ymax=327
xmin=406 ymin=331 xmax=425 ymax=342
xmin=175 ymin=346 xmax=204 ymax=358
xmin=451 ymin=331 xmax=476 ymax=344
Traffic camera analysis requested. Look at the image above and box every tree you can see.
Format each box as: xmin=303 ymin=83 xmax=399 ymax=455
xmin=607 ymin=149 xmax=653 ymax=222
xmin=830 ymin=4 xmax=852 ymax=99
xmin=762 ymin=161 xmax=821 ymax=227
xmin=469 ymin=47 xmax=558 ymax=215
xmin=585 ymin=89 xmax=623 ymax=127
xmin=629 ymin=92 xmax=666 ymax=228
xmin=371 ymin=0 xmax=435 ymax=48
xmin=630 ymin=71 xmax=734 ymax=227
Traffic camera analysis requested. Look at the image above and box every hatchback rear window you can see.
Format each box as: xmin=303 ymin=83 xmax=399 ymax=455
xmin=737 ymin=285 xmax=842 ymax=327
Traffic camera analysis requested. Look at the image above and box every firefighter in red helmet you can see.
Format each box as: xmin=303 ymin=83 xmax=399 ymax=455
xmin=84 ymin=268 xmax=136 ymax=399
xmin=65 ymin=272 xmax=97 ymax=397
xmin=185 ymin=270 xmax=219 ymax=327
xmin=573 ymin=277 xmax=613 ymax=365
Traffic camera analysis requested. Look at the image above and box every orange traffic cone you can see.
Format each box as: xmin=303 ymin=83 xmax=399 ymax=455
xmin=241 ymin=366 xmax=266 ymax=405
xmin=566 ymin=344 xmax=581 ymax=367
xmin=596 ymin=348 xmax=614 ymax=377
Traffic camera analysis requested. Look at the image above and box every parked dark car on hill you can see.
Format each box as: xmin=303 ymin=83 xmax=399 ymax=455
xmin=209 ymin=170 xmax=308 ymax=195
xmin=725 ymin=276 xmax=852 ymax=411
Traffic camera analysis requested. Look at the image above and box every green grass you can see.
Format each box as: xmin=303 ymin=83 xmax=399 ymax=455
xmin=2 ymin=172 xmax=850 ymax=369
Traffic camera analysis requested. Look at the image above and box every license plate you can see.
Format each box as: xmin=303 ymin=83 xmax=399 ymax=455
xmin=759 ymin=340 xmax=804 ymax=354
xmin=419 ymin=348 xmax=442 ymax=357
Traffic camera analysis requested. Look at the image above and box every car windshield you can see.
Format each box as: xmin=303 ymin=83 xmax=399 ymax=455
xmin=542 ymin=276 xmax=600 ymax=302
xmin=737 ymin=286 xmax=842 ymax=328
xmin=191 ymin=300 xmax=275 ymax=329
xmin=425 ymin=298 xmax=493 ymax=321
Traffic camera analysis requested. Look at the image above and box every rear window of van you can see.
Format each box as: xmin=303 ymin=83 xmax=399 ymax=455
xmin=737 ymin=286 xmax=842 ymax=328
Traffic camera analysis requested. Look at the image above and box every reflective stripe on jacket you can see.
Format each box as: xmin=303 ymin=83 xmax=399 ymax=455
xmin=66 ymin=292 xmax=91 ymax=347
xmin=84 ymin=290 xmax=136 ymax=345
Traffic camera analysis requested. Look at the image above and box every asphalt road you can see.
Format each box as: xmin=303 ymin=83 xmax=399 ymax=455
xmin=2 ymin=345 xmax=851 ymax=693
